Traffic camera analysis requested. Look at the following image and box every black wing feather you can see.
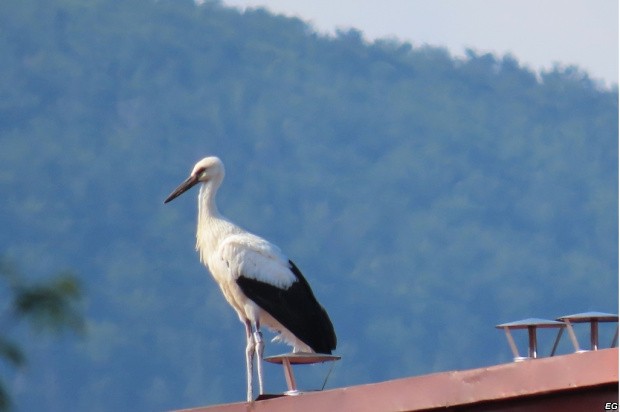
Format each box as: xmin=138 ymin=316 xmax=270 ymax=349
xmin=236 ymin=260 xmax=337 ymax=354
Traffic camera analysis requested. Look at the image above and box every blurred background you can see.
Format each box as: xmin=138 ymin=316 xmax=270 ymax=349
xmin=0 ymin=0 xmax=617 ymax=411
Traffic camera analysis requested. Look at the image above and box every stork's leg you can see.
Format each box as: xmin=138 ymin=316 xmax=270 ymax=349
xmin=244 ymin=319 xmax=255 ymax=402
xmin=253 ymin=321 xmax=265 ymax=396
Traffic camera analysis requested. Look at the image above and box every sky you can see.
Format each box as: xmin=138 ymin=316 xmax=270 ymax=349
xmin=222 ymin=0 xmax=619 ymax=88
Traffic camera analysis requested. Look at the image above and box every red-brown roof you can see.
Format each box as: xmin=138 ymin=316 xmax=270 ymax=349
xmin=171 ymin=348 xmax=618 ymax=412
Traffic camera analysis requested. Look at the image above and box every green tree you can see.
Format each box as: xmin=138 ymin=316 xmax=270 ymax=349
xmin=0 ymin=258 xmax=83 ymax=411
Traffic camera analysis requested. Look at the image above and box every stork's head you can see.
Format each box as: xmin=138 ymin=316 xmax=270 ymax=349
xmin=164 ymin=156 xmax=225 ymax=203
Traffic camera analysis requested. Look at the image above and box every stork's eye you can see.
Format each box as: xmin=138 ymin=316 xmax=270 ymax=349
xmin=194 ymin=167 xmax=206 ymax=177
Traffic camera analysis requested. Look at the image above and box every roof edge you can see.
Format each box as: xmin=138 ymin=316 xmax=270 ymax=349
xmin=172 ymin=347 xmax=618 ymax=412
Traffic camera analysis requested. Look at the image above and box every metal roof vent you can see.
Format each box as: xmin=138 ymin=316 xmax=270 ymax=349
xmin=556 ymin=311 xmax=619 ymax=352
xmin=263 ymin=352 xmax=341 ymax=397
xmin=495 ymin=318 xmax=565 ymax=362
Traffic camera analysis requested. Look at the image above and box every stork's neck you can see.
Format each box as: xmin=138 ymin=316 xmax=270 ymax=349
xmin=197 ymin=180 xmax=221 ymax=219
xmin=196 ymin=179 xmax=236 ymax=264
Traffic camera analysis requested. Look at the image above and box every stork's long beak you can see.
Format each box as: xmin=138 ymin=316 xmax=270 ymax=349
xmin=164 ymin=174 xmax=200 ymax=204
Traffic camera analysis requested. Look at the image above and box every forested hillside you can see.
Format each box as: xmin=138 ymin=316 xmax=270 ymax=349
xmin=0 ymin=0 xmax=617 ymax=411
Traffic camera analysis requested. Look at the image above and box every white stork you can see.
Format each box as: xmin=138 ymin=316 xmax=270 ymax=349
xmin=164 ymin=156 xmax=337 ymax=401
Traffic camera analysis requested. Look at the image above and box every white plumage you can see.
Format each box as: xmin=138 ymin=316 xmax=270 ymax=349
xmin=164 ymin=156 xmax=336 ymax=401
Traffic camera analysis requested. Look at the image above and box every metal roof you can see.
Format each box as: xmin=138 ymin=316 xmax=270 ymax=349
xmin=557 ymin=311 xmax=619 ymax=323
xmin=170 ymin=348 xmax=618 ymax=412
xmin=495 ymin=318 xmax=565 ymax=329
